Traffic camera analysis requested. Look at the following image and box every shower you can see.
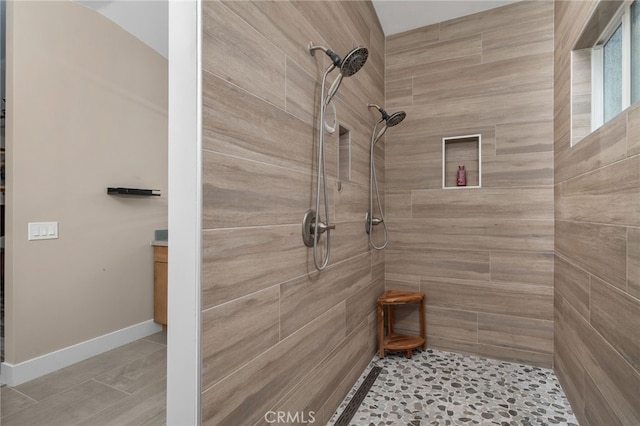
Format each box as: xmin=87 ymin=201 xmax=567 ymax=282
xmin=366 ymin=104 xmax=406 ymax=250
xmin=310 ymin=45 xmax=368 ymax=106
xmin=302 ymin=43 xmax=369 ymax=271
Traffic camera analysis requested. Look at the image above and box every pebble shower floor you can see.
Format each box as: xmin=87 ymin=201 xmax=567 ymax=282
xmin=328 ymin=349 xmax=578 ymax=426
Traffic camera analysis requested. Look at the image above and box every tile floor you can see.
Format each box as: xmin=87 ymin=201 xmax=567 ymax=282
xmin=0 ymin=332 xmax=166 ymax=426
xmin=2 ymin=338 xmax=578 ymax=426
xmin=329 ymin=349 xmax=579 ymax=426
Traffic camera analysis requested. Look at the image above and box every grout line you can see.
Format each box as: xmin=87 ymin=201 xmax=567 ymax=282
xmin=588 ymin=274 xmax=592 ymax=324
xmin=626 ymin=227 xmax=630 ymax=294
xmin=91 ymin=378 xmax=132 ymax=396
xmin=2 ymin=386 xmax=38 ymax=404
xmin=558 ymin=154 xmax=638 ymax=185
xmin=554 ymin=218 xmax=632 ymax=229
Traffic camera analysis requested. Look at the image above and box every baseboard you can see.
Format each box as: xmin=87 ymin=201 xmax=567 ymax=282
xmin=0 ymin=320 xmax=162 ymax=386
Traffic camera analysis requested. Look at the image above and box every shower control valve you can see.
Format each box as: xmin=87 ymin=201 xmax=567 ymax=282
xmin=316 ymin=221 xmax=336 ymax=233
xmin=365 ymin=211 xmax=383 ymax=234
xmin=302 ymin=209 xmax=335 ymax=247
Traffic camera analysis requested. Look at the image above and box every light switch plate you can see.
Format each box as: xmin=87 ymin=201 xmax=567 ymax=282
xmin=28 ymin=222 xmax=59 ymax=240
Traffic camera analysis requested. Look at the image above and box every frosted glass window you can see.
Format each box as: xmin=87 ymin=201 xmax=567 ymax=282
xmin=632 ymin=0 xmax=640 ymax=104
xmin=573 ymin=1 xmax=640 ymax=143
xmin=604 ymin=24 xmax=623 ymax=122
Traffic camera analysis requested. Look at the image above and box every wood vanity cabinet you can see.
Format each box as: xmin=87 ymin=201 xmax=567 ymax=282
xmin=153 ymin=245 xmax=168 ymax=329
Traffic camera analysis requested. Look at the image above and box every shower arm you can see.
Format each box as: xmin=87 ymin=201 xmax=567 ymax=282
xmin=368 ymin=104 xmax=389 ymax=143
xmin=368 ymin=103 xmax=387 ymax=118
xmin=308 ymin=44 xmax=328 ymax=54
xmin=309 ymin=44 xmax=342 ymax=67
xmin=309 ymin=43 xmax=342 ymax=106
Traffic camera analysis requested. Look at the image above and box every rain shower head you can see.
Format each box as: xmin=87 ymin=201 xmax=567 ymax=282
xmin=309 ymin=44 xmax=369 ymax=76
xmin=339 ymin=46 xmax=368 ymax=77
xmin=310 ymin=43 xmax=369 ymax=105
xmin=368 ymin=104 xmax=406 ymax=127
xmin=386 ymin=111 xmax=406 ymax=127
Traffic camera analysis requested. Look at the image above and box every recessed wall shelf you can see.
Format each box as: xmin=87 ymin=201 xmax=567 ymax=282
xmin=107 ymin=187 xmax=161 ymax=196
xmin=442 ymin=134 xmax=481 ymax=189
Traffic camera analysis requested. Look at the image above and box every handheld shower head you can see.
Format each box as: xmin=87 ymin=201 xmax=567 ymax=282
xmin=368 ymin=104 xmax=407 ymax=144
xmin=310 ymin=43 xmax=369 ymax=104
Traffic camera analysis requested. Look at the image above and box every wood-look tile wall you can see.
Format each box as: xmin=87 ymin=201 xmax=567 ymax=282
xmin=200 ymin=1 xmax=384 ymax=424
xmin=554 ymin=1 xmax=640 ymax=425
xmin=384 ymin=1 xmax=555 ymax=367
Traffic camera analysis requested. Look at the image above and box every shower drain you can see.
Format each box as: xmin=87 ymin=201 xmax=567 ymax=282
xmin=333 ymin=366 xmax=382 ymax=426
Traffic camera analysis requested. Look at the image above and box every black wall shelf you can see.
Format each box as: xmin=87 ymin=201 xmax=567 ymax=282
xmin=107 ymin=187 xmax=161 ymax=196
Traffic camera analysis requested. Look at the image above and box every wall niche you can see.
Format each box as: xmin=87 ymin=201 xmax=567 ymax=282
xmin=442 ymin=134 xmax=481 ymax=189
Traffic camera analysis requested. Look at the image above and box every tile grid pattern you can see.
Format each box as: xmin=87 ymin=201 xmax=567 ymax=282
xmin=0 ymin=333 xmax=166 ymax=426
xmin=329 ymin=349 xmax=578 ymax=426
xmin=384 ymin=1 xmax=556 ymax=367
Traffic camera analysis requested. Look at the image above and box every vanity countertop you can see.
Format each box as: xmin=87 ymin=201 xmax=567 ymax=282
xmin=151 ymin=240 xmax=168 ymax=247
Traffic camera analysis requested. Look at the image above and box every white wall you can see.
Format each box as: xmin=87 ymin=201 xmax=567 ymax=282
xmin=4 ymin=0 xmax=167 ymax=365
xmin=75 ymin=0 xmax=168 ymax=58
